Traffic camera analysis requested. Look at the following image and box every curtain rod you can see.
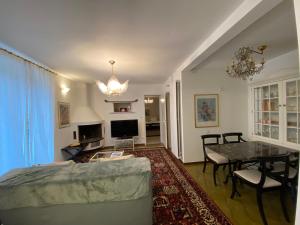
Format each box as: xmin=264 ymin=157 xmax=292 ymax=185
xmin=0 ymin=47 xmax=59 ymax=76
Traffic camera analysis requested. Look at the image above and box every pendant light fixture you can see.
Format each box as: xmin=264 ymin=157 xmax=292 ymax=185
xmin=226 ymin=45 xmax=267 ymax=80
xmin=96 ymin=60 xmax=128 ymax=96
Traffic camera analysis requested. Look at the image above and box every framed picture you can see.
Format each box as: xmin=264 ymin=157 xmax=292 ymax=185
xmin=58 ymin=102 xmax=70 ymax=128
xmin=194 ymin=94 xmax=219 ymax=128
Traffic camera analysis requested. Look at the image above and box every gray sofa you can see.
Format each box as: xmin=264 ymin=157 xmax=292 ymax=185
xmin=0 ymin=158 xmax=152 ymax=225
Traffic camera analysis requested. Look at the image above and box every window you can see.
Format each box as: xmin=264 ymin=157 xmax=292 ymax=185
xmin=0 ymin=50 xmax=55 ymax=175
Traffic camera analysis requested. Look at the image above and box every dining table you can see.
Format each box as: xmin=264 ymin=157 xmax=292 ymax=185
xmin=207 ymin=141 xmax=298 ymax=163
xmin=207 ymin=141 xmax=299 ymax=183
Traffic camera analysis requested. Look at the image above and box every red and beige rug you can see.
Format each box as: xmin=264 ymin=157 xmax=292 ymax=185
xmin=131 ymin=148 xmax=232 ymax=225
xmin=78 ymin=147 xmax=232 ymax=225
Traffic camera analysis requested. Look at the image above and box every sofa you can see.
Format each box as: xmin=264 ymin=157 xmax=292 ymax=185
xmin=0 ymin=157 xmax=152 ymax=225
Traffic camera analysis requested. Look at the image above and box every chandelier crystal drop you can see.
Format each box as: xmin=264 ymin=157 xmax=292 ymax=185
xmin=96 ymin=60 xmax=129 ymax=96
xmin=226 ymin=45 xmax=267 ymax=80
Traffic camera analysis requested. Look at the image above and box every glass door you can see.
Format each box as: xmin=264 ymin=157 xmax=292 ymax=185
xmin=285 ymin=79 xmax=300 ymax=144
xmin=254 ymin=83 xmax=279 ymax=140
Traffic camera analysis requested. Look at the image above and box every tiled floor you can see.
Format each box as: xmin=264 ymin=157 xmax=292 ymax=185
xmin=184 ymin=162 xmax=296 ymax=225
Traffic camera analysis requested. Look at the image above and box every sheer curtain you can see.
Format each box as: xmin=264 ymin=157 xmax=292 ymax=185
xmin=0 ymin=50 xmax=54 ymax=175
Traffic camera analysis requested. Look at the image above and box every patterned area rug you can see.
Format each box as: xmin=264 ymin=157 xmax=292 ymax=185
xmin=77 ymin=147 xmax=232 ymax=225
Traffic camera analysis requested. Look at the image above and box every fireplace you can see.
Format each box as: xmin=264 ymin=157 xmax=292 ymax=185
xmin=78 ymin=123 xmax=104 ymax=151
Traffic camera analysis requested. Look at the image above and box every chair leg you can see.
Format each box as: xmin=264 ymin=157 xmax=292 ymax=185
xmin=213 ymin=164 xmax=219 ymax=186
xmin=203 ymin=158 xmax=207 ymax=173
xmin=231 ymin=174 xmax=237 ymax=199
xmin=280 ymin=187 xmax=290 ymax=222
xmin=256 ymin=190 xmax=268 ymax=225
xmin=224 ymin=162 xmax=232 ymax=184
xmin=290 ymin=180 xmax=297 ymax=204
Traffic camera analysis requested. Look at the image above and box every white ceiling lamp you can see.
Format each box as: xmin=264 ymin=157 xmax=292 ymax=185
xmin=96 ymin=60 xmax=128 ymax=96
xmin=144 ymin=97 xmax=154 ymax=104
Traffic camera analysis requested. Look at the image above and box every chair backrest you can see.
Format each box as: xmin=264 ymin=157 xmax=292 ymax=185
xmin=258 ymin=154 xmax=290 ymax=188
xmin=222 ymin=132 xmax=246 ymax=144
xmin=201 ymin=134 xmax=221 ymax=156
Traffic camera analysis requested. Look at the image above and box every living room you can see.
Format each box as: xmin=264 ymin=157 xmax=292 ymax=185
xmin=1 ymin=1 xmax=300 ymax=225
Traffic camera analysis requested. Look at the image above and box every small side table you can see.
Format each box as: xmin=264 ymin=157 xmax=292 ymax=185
xmin=114 ymin=138 xmax=135 ymax=150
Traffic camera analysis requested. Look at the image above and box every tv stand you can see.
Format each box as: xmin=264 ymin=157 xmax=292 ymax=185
xmin=114 ymin=137 xmax=135 ymax=150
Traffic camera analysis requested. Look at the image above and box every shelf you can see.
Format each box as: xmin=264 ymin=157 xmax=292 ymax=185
xmin=105 ymin=99 xmax=138 ymax=103
xmin=110 ymin=112 xmax=135 ymax=114
xmin=253 ymin=79 xmax=300 ymax=147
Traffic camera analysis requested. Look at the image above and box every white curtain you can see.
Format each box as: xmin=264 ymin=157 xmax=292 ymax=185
xmin=0 ymin=50 xmax=55 ymax=175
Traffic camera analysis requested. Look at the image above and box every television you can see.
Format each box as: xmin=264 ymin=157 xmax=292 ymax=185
xmin=111 ymin=119 xmax=138 ymax=138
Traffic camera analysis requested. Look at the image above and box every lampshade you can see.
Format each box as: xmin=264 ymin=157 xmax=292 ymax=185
xmin=96 ymin=60 xmax=129 ymax=96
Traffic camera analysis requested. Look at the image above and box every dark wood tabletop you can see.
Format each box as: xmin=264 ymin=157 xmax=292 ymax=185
xmin=207 ymin=141 xmax=298 ymax=162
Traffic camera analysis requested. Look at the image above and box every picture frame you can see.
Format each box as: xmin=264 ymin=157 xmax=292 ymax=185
xmin=58 ymin=102 xmax=70 ymax=128
xmin=194 ymin=94 xmax=219 ymax=128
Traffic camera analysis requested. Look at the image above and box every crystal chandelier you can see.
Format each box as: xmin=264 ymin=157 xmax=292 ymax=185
xmin=96 ymin=60 xmax=129 ymax=96
xmin=226 ymin=45 xmax=267 ymax=80
xmin=144 ymin=97 xmax=153 ymax=104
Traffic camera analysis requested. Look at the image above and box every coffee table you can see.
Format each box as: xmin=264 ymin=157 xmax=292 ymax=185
xmin=89 ymin=150 xmax=125 ymax=162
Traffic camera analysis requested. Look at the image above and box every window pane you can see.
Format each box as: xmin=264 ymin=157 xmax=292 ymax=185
xmin=271 ymin=112 xmax=279 ymax=125
xmin=271 ymin=126 xmax=279 ymax=140
xmin=270 ymin=99 xmax=278 ymax=111
xmin=262 ymin=86 xmax=269 ymax=99
xmin=270 ymin=84 xmax=278 ymax=98
xmin=287 ymin=128 xmax=297 ymax=143
xmin=286 ymin=81 xmax=297 ymax=96
xmin=287 ymin=113 xmax=297 ymax=127
xmin=262 ymin=112 xmax=270 ymax=124
xmin=262 ymin=125 xmax=270 ymax=137
xmin=255 ymin=124 xmax=261 ymax=136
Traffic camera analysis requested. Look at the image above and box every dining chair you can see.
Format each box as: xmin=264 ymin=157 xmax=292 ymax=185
xmin=270 ymin=153 xmax=299 ymax=203
xmin=223 ymin=132 xmax=260 ymax=171
xmin=201 ymin=134 xmax=229 ymax=186
xmin=231 ymin=154 xmax=290 ymax=225
xmin=222 ymin=132 xmax=246 ymax=144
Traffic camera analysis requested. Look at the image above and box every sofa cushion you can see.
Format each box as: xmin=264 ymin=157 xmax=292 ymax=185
xmin=0 ymin=157 xmax=151 ymax=210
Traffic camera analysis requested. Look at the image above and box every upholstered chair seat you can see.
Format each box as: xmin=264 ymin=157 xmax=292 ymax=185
xmin=207 ymin=152 xmax=228 ymax=164
xmin=234 ymin=169 xmax=281 ymax=188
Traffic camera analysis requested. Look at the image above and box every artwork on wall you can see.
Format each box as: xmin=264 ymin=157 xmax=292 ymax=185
xmin=58 ymin=102 xmax=70 ymax=128
xmin=194 ymin=94 xmax=219 ymax=128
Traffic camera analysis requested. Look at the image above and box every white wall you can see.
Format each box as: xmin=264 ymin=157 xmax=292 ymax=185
xmin=54 ymin=77 xmax=89 ymax=161
xmin=162 ymin=71 xmax=182 ymax=158
xmin=292 ymin=0 xmax=300 ymax=224
xmin=249 ymin=49 xmax=299 ymax=84
xmin=89 ymin=83 xmax=163 ymax=146
xmin=180 ymin=69 xmax=249 ymax=163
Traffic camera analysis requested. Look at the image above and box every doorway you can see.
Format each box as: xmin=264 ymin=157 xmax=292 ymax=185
xmin=144 ymin=95 xmax=161 ymax=145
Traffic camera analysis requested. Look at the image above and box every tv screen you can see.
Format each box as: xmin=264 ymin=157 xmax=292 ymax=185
xmin=111 ymin=119 xmax=138 ymax=138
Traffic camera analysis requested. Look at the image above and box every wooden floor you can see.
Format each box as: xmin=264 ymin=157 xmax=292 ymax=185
xmin=184 ymin=162 xmax=296 ymax=225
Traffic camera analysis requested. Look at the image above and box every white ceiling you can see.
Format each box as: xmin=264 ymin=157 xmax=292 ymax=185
xmin=196 ymin=0 xmax=298 ymax=71
xmin=0 ymin=0 xmax=243 ymax=83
